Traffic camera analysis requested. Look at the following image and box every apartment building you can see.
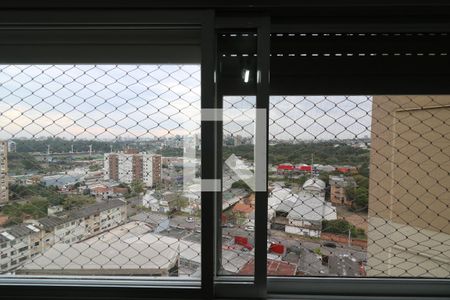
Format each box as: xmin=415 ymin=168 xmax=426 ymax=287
xmin=104 ymin=151 xmax=161 ymax=187
xmin=36 ymin=199 xmax=127 ymax=249
xmin=329 ymin=176 xmax=357 ymax=207
xmin=0 ymin=224 xmax=43 ymax=273
xmin=367 ymin=96 xmax=450 ymax=277
xmin=7 ymin=141 xmax=16 ymax=153
xmin=18 ymin=222 xmax=180 ymax=276
xmin=0 ymin=141 xmax=8 ymax=204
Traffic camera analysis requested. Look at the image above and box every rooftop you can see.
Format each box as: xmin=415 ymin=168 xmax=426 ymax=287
xmin=18 ymin=222 xmax=179 ymax=276
xmin=38 ymin=199 xmax=126 ymax=229
xmin=275 ymin=191 xmax=337 ymax=222
xmin=0 ymin=223 xmax=41 ymax=243
xmin=232 ymin=203 xmax=254 ymax=214
xmin=238 ymin=259 xmax=297 ymax=276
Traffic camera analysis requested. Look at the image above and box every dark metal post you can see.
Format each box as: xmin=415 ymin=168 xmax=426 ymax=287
xmin=200 ymin=10 xmax=216 ymax=299
xmin=254 ymin=17 xmax=270 ymax=298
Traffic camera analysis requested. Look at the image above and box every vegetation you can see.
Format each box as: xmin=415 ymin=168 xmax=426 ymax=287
xmin=313 ymin=247 xmax=323 ymax=256
xmin=172 ymin=195 xmax=189 ymax=210
xmin=9 ymin=184 xmax=64 ymax=206
xmin=3 ymin=196 xmax=49 ymax=225
xmin=88 ymin=164 xmax=102 ymax=172
xmin=224 ymin=142 xmax=369 ymax=166
xmin=7 ymin=153 xmax=44 ymax=175
xmin=62 ymin=195 xmax=96 ymax=210
xmin=231 ymin=180 xmax=251 ymax=190
xmin=130 ymin=179 xmax=145 ymax=195
xmin=345 ymin=174 xmax=370 ymax=211
xmin=322 ymin=219 xmax=366 ymax=239
xmin=157 ymin=146 xmax=183 ymax=157
xmin=5 ymin=183 xmax=96 ymax=225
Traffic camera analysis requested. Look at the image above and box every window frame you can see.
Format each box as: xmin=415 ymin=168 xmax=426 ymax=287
xmin=0 ymin=8 xmax=215 ymax=300
xmin=265 ymin=21 xmax=450 ymax=299
xmin=0 ymin=6 xmax=449 ymax=300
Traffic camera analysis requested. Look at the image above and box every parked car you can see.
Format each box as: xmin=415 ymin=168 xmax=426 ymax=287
xmin=222 ymin=223 xmax=234 ymax=228
xmin=323 ymin=242 xmax=337 ymax=248
xmin=185 ymin=217 xmax=194 ymax=223
xmin=245 ymin=226 xmax=255 ymax=231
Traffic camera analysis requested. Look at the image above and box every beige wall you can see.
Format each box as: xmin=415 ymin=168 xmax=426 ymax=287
xmin=367 ymin=96 xmax=450 ymax=277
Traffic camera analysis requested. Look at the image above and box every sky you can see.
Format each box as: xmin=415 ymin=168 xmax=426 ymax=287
xmin=0 ymin=65 xmax=372 ymax=141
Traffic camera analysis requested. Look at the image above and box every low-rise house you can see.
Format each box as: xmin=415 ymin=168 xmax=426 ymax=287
xmin=329 ymin=175 xmax=357 ymax=206
xmin=142 ymin=192 xmax=170 ymax=213
xmin=274 ymin=190 xmax=337 ymax=238
xmin=0 ymin=223 xmax=43 ymax=273
xmin=302 ymin=178 xmax=326 ymax=196
xmin=232 ymin=202 xmax=255 ymax=226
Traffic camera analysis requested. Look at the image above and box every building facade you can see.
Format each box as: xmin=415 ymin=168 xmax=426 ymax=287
xmin=104 ymin=151 xmax=161 ymax=187
xmin=329 ymin=176 xmax=356 ymax=207
xmin=37 ymin=199 xmax=127 ymax=248
xmin=0 ymin=224 xmax=43 ymax=273
xmin=367 ymin=96 xmax=450 ymax=277
xmin=0 ymin=141 xmax=8 ymax=204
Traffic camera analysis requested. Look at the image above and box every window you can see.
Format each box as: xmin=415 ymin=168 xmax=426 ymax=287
xmin=1 ymin=253 xmax=7 ymax=259
xmin=0 ymin=5 xmax=449 ymax=300
xmin=18 ymin=247 xmax=28 ymax=253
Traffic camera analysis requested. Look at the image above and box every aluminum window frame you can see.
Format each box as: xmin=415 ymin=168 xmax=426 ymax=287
xmin=0 ymin=7 xmax=449 ymax=300
xmin=0 ymin=9 xmax=216 ymax=300
xmin=265 ymin=22 xmax=450 ymax=299
xmin=215 ymin=16 xmax=450 ymax=299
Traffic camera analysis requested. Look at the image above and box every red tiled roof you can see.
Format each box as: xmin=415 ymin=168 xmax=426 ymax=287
xmin=238 ymin=259 xmax=297 ymax=276
xmin=92 ymin=187 xmax=108 ymax=193
xmin=232 ymin=202 xmax=254 ymax=214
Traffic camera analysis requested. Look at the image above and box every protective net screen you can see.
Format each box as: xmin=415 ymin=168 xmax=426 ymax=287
xmin=268 ymin=95 xmax=449 ymax=277
xmin=0 ymin=65 xmax=201 ymax=277
xmin=221 ymin=96 xmax=256 ymax=276
xmin=219 ymin=94 xmax=449 ymax=278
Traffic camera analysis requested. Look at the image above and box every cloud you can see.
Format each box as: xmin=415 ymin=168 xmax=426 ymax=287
xmin=0 ymin=65 xmax=372 ymax=141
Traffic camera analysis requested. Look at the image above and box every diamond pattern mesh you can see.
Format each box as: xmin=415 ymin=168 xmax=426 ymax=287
xmin=221 ymin=96 xmax=256 ymax=275
xmin=221 ymin=95 xmax=449 ymax=277
xmin=0 ymin=64 xmax=201 ymax=277
xmin=0 ymin=64 xmax=448 ymax=279
xmin=267 ymin=95 xmax=449 ymax=277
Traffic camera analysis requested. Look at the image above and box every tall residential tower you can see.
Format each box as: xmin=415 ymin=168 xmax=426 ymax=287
xmin=0 ymin=141 xmax=8 ymax=204
xmin=104 ymin=149 xmax=161 ymax=187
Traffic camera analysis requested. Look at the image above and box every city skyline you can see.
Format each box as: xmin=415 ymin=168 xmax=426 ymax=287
xmin=0 ymin=65 xmax=371 ymax=141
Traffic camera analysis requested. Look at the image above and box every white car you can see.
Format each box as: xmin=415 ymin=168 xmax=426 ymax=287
xmin=185 ymin=217 xmax=194 ymax=223
xmin=245 ymin=226 xmax=255 ymax=231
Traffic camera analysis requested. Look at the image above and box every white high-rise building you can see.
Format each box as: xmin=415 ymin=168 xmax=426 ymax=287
xmin=104 ymin=150 xmax=161 ymax=187
xmin=0 ymin=141 xmax=8 ymax=204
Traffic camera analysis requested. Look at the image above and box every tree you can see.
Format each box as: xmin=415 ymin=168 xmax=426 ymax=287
xmin=359 ymin=162 xmax=370 ymax=177
xmin=173 ymin=195 xmax=189 ymax=211
xmin=353 ymin=175 xmax=369 ymax=189
xmin=322 ymin=219 xmax=366 ymax=239
xmin=3 ymin=196 xmax=49 ymax=222
xmin=231 ymin=180 xmax=250 ymax=190
xmin=130 ymin=179 xmax=144 ymax=195
xmin=62 ymin=195 xmax=95 ymax=210
xmin=89 ymin=164 xmax=102 ymax=172
xmin=353 ymin=187 xmax=369 ymax=210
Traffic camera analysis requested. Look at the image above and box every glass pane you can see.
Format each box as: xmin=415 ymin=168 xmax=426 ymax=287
xmin=220 ymin=96 xmax=256 ymax=276
xmin=0 ymin=64 xmax=201 ymax=278
xmin=268 ymin=95 xmax=450 ymax=278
